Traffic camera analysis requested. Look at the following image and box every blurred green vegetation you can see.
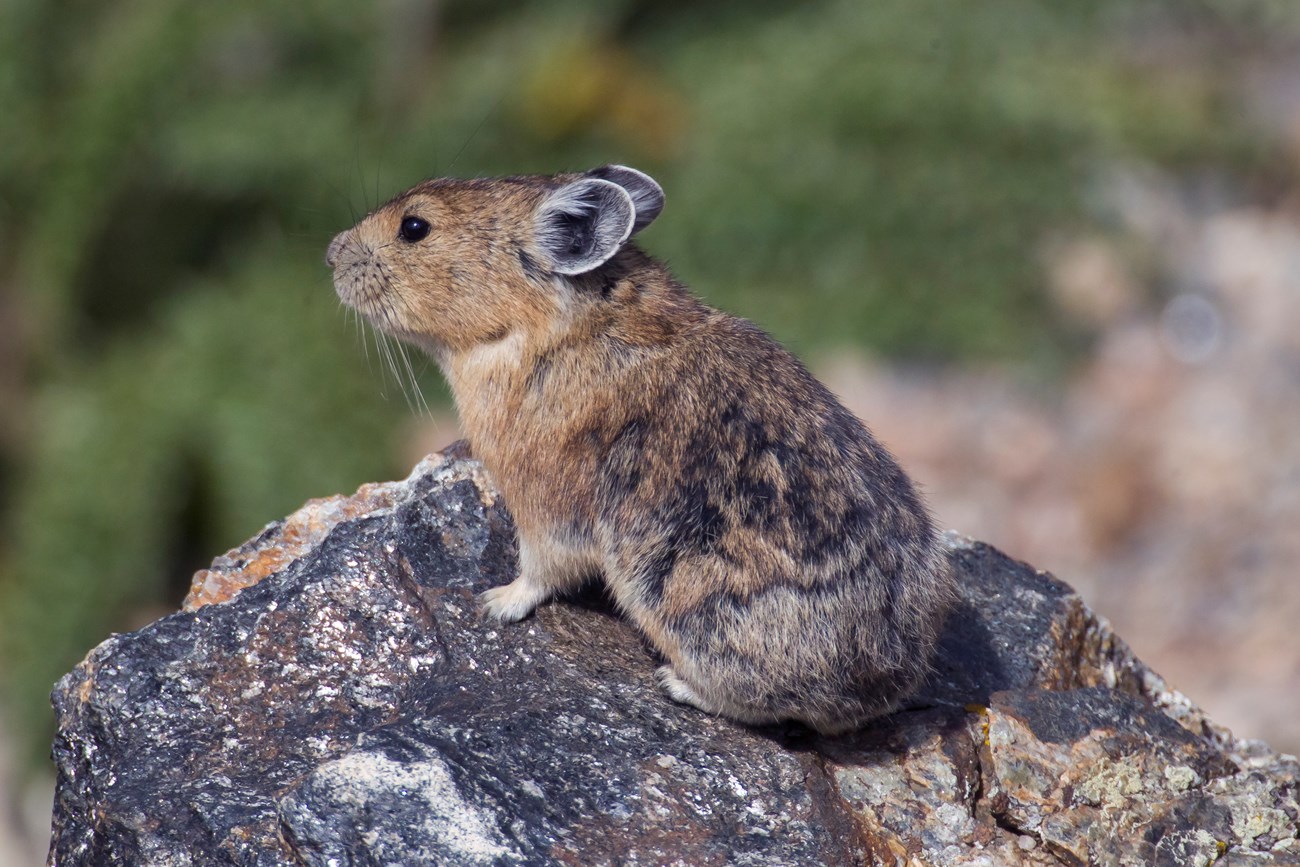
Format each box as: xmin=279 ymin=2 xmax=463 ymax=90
xmin=0 ymin=0 xmax=1295 ymax=766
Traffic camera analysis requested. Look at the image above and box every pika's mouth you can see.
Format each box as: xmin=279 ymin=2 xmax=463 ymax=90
xmin=326 ymin=230 xmax=426 ymax=352
xmin=330 ymin=259 xmax=413 ymax=348
xmin=330 ymin=260 xmax=363 ymax=309
xmin=333 ymin=266 xmax=384 ymax=322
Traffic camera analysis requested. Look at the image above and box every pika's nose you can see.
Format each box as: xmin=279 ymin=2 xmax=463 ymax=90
xmin=325 ymin=231 xmax=350 ymax=268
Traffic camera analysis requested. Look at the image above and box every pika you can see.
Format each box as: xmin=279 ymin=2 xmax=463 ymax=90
xmin=327 ymin=165 xmax=954 ymax=734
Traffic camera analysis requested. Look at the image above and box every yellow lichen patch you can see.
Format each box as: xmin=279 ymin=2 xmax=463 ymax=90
xmin=965 ymin=704 xmax=991 ymax=746
xmin=1075 ymin=757 xmax=1145 ymax=810
xmin=1232 ymin=808 xmax=1295 ymax=848
xmin=1163 ymin=764 xmax=1201 ymax=792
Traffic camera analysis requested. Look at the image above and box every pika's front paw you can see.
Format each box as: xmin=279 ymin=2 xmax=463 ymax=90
xmin=479 ymin=578 xmax=549 ymax=623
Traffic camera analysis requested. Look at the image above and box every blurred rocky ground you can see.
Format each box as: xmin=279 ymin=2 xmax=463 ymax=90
xmin=818 ymin=163 xmax=1300 ymax=756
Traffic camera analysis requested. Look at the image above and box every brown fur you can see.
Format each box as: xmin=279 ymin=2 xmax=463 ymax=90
xmin=328 ymin=167 xmax=955 ymax=734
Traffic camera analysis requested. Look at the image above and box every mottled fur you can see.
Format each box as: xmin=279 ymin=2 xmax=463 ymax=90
xmin=328 ymin=167 xmax=954 ymax=734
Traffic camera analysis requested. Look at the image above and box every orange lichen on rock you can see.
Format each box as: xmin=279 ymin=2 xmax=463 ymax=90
xmin=181 ymin=452 xmax=459 ymax=611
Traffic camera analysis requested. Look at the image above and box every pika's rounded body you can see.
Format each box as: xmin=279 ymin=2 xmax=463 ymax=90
xmin=329 ymin=166 xmax=953 ymax=734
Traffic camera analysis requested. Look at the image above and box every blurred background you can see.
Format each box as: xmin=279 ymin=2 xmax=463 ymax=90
xmin=3 ymin=0 xmax=1300 ymax=859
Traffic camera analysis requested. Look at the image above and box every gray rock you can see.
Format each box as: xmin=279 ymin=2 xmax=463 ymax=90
xmin=47 ymin=446 xmax=1300 ymax=865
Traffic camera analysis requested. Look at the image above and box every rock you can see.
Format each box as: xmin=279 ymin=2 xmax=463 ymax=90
xmin=47 ymin=447 xmax=1300 ymax=866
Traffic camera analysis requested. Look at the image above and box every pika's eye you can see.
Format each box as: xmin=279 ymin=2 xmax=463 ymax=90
xmin=398 ymin=216 xmax=431 ymax=243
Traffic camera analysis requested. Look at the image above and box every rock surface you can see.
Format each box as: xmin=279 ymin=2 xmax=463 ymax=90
xmin=48 ymin=446 xmax=1300 ymax=865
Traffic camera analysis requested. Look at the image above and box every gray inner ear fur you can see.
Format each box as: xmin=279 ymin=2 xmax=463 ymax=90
xmin=586 ymin=165 xmax=664 ymax=234
xmin=536 ymin=178 xmax=636 ymax=275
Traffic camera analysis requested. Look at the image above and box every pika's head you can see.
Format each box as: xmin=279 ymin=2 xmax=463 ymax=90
xmin=327 ymin=165 xmax=663 ymax=353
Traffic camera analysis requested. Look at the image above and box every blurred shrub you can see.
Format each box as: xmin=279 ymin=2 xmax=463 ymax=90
xmin=0 ymin=0 xmax=1292 ymax=764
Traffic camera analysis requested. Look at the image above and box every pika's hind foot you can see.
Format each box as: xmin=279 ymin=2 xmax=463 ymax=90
xmin=479 ymin=577 xmax=551 ymax=622
xmin=655 ymin=666 xmax=720 ymax=714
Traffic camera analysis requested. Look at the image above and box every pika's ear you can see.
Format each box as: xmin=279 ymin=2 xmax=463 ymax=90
xmin=535 ymin=178 xmax=635 ymax=275
xmin=586 ymin=165 xmax=664 ymax=234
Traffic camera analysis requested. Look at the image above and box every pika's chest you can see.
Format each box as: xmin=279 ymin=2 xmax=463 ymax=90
xmin=461 ymin=385 xmax=607 ymax=530
xmin=448 ymin=335 xmax=643 ymax=532
xmin=474 ymin=430 xmax=602 ymax=540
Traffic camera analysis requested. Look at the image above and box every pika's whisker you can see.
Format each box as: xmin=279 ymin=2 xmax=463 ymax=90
xmin=378 ymin=330 xmax=401 ymax=404
xmin=395 ymin=337 xmax=431 ymax=418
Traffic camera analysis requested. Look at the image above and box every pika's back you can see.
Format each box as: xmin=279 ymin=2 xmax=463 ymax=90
xmin=600 ymin=311 xmax=934 ymax=599
xmin=584 ymin=307 xmax=948 ymax=725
